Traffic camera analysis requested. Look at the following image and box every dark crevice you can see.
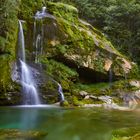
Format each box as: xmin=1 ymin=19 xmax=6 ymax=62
xmin=52 ymin=55 xmax=120 ymax=84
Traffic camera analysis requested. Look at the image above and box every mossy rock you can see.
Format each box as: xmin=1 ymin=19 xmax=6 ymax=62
xmin=0 ymin=129 xmax=47 ymax=140
xmin=112 ymin=127 xmax=140 ymax=140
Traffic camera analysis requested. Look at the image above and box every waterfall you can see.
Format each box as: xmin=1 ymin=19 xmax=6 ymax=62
xmin=52 ymin=79 xmax=65 ymax=102
xmin=58 ymin=83 xmax=65 ymax=101
xmin=18 ymin=20 xmax=40 ymax=105
xmin=33 ymin=7 xmax=65 ymax=102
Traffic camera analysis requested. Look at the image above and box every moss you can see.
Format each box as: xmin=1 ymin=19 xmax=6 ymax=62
xmin=72 ymin=96 xmax=84 ymax=106
xmin=0 ymin=129 xmax=47 ymax=139
xmin=74 ymin=83 xmax=110 ymax=96
xmin=128 ymin=64 xmax=140 ymax=79
xmin=112 ymin=127 xmax=140 ymax=140
xmin=60 ymin=100 xmax=69 ymax=107
xmin=19 ymin=0 xmax=43 ymax=20
xmin=0 ymin=0 xmax=19 ymax=102
xmin=45 ymin=1 xmax=78 ymax=21
xmin=131 ymin=133 xmax=140 ymax=140
xmin=40 ymin=58 xmax=78 ymax=89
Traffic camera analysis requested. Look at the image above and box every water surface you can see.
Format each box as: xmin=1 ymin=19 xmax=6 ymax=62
xmin=0 ymin=106 xmax=140 ymax=140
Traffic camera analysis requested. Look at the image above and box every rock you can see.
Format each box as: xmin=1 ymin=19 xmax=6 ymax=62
xmin=0 ymin=129 xmax=47 ymax=140
xmin=83 ymin=104 xmax=102 ymax=108
xmin=129 ymin=80 xmax=140 ymax=88
xmin=104 ymin=58 xmax=112 ymax=71
xmin=60 ymin=100 xmax=69 ymax=107
xmin=84 ymin=95 xmax=90 ymax=100
xmin=131 ymin=133 xmax=140 ymax=140
xmin=135 ymin=90 xmax=140 ymax=99
xmin=118 ymin=90 xmax=140 ymax=109
xmin=98 ymin=96 xmax=112 ymax=104
xmin=103 ymin=103 xmax=130 ymax=110
xmin=79 ymin=91 xmax=88 ymax=97
xmin=112 ymin=127 xmax=140 ymax=140
xmin=89 ymin=95 xmax=98 ymax=99
xmin=31 ymin=2 xmax=136 ymax=83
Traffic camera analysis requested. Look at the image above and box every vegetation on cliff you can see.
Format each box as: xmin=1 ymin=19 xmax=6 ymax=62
xmin=0 ymin=0 xmax=140 ymax=106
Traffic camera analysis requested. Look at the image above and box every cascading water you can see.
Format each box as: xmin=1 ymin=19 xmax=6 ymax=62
xmin=18 ymin=20 xmax=40 ymax=105
xmin=58 ymin=83 xmax=65 ymax=101
xmin=33 ymin=7 xmax=65 ymax=102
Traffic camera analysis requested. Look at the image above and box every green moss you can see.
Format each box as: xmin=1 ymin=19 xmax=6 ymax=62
xmin=72 ymin=96 xmax=84 ymax=106
xmin=19 ymin=0 xmax=43 ymax=20
xmin=41 ymin=58 xmax=78 ymax=82
xmin=46 ymin=2 xmax=78 ymax=22
xmin=112 ymin=127 xmax=140 ymax=140
xmin=60 ymin=100 xmax=69 ymax=107
xmin=128 ymin=64 xmax=140 ymax=79
xmin=75 ymin=83 xmax=110 ymax=95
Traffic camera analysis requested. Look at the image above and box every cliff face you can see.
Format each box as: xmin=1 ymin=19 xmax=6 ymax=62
xmin=32 ymin=2 xmax=136 ymax=82
xmin=0 ymin=0 xmax=21 ymax=105
xmin=0 ymin=0 xmax=139 ymax=105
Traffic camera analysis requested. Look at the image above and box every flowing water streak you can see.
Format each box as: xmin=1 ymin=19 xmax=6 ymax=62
xmin=58 ymin=83 xmax=65 ymax=101
xmin=52 ymin=80 xmax=65 ymax=101
xmin=33 ymin=7 xmax=65 ymax=102
xmin=18 ymin=20 xmax=40 ymax=105
xmin=35 ymin=34 xmax=42 ymax=63
xmin=19 ymin=20 xmax=26 ymax=62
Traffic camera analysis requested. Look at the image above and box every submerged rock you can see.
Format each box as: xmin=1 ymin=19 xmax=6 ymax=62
xmin=112 ymin=127 xmax=140 ymax=140
xmin=0 ymin=129 xmax=47 ymax=140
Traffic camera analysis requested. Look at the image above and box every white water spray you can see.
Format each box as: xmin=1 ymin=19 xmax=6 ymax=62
xmin=18 ymin=20 xmax=40 ymax=105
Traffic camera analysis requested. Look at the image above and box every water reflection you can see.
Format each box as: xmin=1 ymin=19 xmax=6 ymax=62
xmin=20 ymin=107 xmax=39 ymax=130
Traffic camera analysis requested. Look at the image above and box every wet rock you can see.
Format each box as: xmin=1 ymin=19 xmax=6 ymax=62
xmin=98 ymin=96 xmax=112 ymax=104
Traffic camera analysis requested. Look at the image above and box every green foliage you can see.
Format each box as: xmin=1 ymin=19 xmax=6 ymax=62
xmin=40 ymin=58 xmax=78 ymax=90
xmin=75 ymin=83 xmax=110 ymax=95
xmin=19 ymin=0 xmax=43 ymax=20
xmin=0 ymin=0 xmax=18 ymax=55
xmin=50 ymin=0 xmax=140 ymax=66
xmin=0 ymin=0 xmax=19 ymax=95
xmin=128 ymin=64 xmax=140 ymax=79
